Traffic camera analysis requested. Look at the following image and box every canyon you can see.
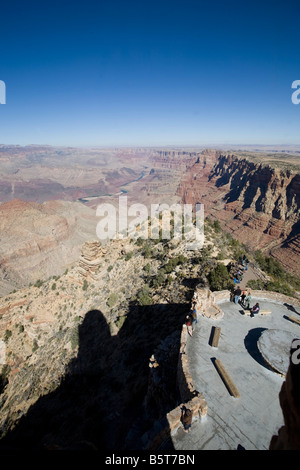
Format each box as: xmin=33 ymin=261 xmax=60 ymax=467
xmin=0 ymin=144 xmax=299 ymax=450
xmin=177 ymin=150 xmax=300 ymax=276
xmin=0 ymin=144 xmax=299 ymax=297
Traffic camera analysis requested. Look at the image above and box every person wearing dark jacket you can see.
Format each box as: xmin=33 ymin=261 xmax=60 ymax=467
xmin=181 ymin=406 xmax=193 ymax=433
xmin=234 ymin=287 xmax=242 ymax=304
xmin=250 ymin=303 xmax=260 ymax=317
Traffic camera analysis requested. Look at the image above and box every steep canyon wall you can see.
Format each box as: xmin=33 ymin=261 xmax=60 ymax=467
xmin=174 ymin=150 xmax=300 ymax=276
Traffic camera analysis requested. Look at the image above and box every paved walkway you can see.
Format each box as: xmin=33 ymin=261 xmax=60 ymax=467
xmin=238 ymin=264 xmax=260 ymax=290
xmin=230 ymin=262 xmax=261 ymax=292
xmin=172 ymin=298 xmax=300 ymax=450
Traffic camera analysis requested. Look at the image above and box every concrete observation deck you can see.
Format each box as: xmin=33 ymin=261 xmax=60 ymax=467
xmin=172 ymin=296 xmax=300 ymax=450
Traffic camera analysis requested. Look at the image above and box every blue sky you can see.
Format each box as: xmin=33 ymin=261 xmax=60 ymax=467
xmin=0 ymin=0 xmax=300 ymax=146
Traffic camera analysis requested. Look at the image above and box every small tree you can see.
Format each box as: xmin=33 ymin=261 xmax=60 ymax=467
xmin=107 ymin=293 xmax=118 ymax=308
xmin=137 ymin=285 xmax=152 ymax=306
xmin=208 ymin=263 xmax=234 ymax=291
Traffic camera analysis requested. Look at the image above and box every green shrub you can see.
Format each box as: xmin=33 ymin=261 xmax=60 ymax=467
xmin=212 ymin=219 xmax=222 ymax=233
xmin=70 ymin=326 xmax=79 ymax=349
xmin=247 ymin=278 xmax=293 ymax=297
xmin=252 ymin=250 xmax=297 ymax=296
xmin=143 ymin=263 xmax=151 ymax=274
xmin=142 ymin=243 xmax=153 ymax=258
xmin=208 ymin=263 xmax=234 ymax=291
xmin=116 ymin=315 xmax=127 ymax=329
xmin=152 ymin=272 xmax=166 ymax=289
xmin=137 ymin=285 xmax=152 ymax=306
xmin=246 ymin=279 xmax=265 ymax=290
xmin=136 ymin=237 xmax=144 ymax=246
xmin=164 ymin=255 xmax=187 ymax=273
xmin=266 ymin=280 xmax=293 ymax=296
xmin=4 ymin=330 xmax=12 ymax=343
xmin=107 ymin=293 xmax=118 ymax=308
xmin=254 ymin=251 xmax=285 ymax=278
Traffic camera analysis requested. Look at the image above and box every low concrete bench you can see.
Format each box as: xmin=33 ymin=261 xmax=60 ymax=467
xmin=242 ymin=309 xmax=251 ymax=316
xmin=213 ymin=358 xmax=240 ymax=398
xmin=288 ymin=315 xmax=300 ymax=326
xmin=242 ymin=309 xmax=271 ymax=316
xmin=210 ymin=326 xmax=221 ymax=348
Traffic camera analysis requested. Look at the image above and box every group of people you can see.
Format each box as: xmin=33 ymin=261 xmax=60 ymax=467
xmin=231 ymin=254 xmax=249 ymax=284
xmin=230 ymin=255 xmax=249 ymax=284
xmin=230 ymin=254 xmax=261 ymax=317
xmin=232 ymin=288 xmax=260 ymax=316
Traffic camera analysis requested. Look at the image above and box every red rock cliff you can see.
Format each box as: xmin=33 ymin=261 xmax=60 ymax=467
xmin=176 ymin=152 xmax=300 ymax=276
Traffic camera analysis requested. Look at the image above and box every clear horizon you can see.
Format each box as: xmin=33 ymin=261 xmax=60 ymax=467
xmin=1 ymin=0 xmax=300 ymax=147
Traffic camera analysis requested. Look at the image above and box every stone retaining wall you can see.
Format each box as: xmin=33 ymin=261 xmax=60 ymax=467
xmin=246 ymin=290 xmax=300 ymax=308
xmin=165 ymin=323 xmax=207 ymax=436
xmin=146 ymin=288 xmax=300 ymax=449
xmin=212 ymin=289 xmax=300 ymax=308
xmin=170 ymin=289 xmax=300 ymax=439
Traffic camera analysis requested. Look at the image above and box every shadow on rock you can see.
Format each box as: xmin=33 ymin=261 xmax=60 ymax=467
xmin=0 ymin=301 xmax=189 ymax=450
xmin=244 ymin=327 xmax=270 ymax=370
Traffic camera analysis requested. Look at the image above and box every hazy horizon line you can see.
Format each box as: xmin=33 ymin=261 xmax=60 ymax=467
xmin=1 ymin=142 xmax=300 ymax=150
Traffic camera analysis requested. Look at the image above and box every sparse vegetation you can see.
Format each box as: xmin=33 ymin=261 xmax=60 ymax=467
xmin=137 ymin=284 xmax=152 ymax=306
xmin=152 ymin=271 xmax=166 ymax=289
xmin=107 ymin=293 xmax=118 ymax=308
xmin=3 ymin=330 xmax=12 ymax=343
xmin=246 ymin=250 xmax=300 ymax=297
xmin=163 ymin=254 xmax=187 ymax=273
xmin=125 ymin=251 xmax=134 ymax=261
xmin=143 ymin=263 xmax=151 ymax=275
xmin=116 ymin=315 xmax=127 ymax=329
xmin=208 ymin=263 xmax=234 ymax=291
xmin=70 ymin=325 xmax=79 ymax=349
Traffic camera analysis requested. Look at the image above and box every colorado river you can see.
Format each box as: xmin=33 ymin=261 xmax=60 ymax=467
xmin=77 ymin=170 xmax=146 ymax=203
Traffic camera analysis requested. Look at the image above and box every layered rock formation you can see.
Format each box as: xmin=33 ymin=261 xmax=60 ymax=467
xmin=177 ymin=151 xmax=300 ymax=276
xmin=0 ymin=199 xmax=97 ymax=295
xmin=1 ymin=145 xmax=298 ymax=277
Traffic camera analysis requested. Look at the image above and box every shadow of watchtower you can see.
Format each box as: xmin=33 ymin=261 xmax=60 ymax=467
xmin=0 ymin=300 xmax=189 ymax=450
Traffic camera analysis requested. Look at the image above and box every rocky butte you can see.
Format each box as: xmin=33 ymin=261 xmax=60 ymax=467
xmin=0 ymin=198 xmax=97 ymax=296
